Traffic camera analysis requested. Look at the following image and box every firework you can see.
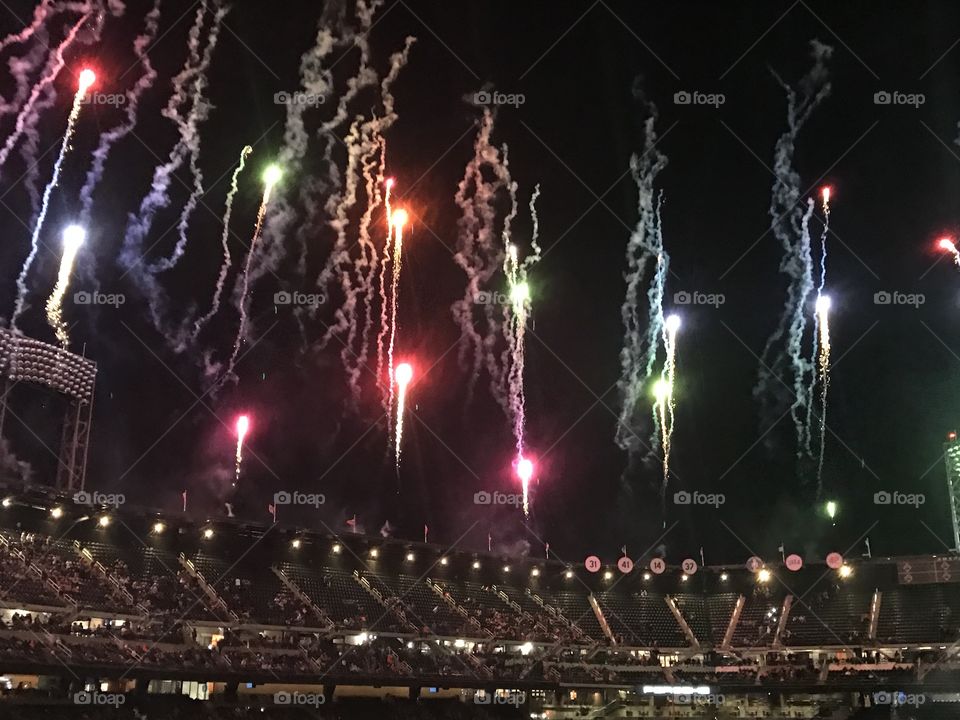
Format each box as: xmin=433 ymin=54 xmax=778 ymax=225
xmin=191 ymin=145 xmax=253 ymax=342
xmin=616 ymin=109 xmax=670 ymax=480
xmin=376 ymin=177 xmax=395 ymax=408
xmin=756 ymin=41 xmax=832 ymax=465
xmin=44 ymin=224 xmax=85 ymax=348
xmin=234 ymin=414 xmax=250 ymax=487
xmin=224 ymin=164 xmax=282 ymax=384
xmin=653 ymin=314 xmax=681 ymax=489
xmin=940 ymin=237 xmax=960 ymax=268
xmin=394 ymin=361 xmax=413 ymax=469
xmin=380 ymin=205 xmax=409 ymax=434
xmin=807 ymin=186 xmax=833 ymax=466
xmin=11 ymin=68 xmax=95 ymax=328
xmin=814 ymin=295 xmax=832 ymax=490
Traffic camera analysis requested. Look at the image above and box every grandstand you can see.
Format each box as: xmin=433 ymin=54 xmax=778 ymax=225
xmin=0 ymin=486 xmax=958 ymax=718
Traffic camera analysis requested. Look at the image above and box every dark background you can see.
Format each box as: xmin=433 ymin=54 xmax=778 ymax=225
xmin=1 ymin=0 xmax=959 ymax=567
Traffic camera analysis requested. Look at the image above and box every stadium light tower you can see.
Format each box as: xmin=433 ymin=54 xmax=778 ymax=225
xmin=942 ymin=432 xmax=960 ymax=552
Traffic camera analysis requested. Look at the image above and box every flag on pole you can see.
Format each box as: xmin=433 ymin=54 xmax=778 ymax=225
xmin=621 ymin=545 xmax=627 ymax=557
xmin=181 ymin=491 xmax=187 ymax=513
xmin=268 ymin=504 xmax=276 ymax=523
xmin=778 ymin=543 xmax=785 ymax=563
xmin=424 ymin=524 xmax=428 ymax=543
xmin=700 ymin=547 xmax=705 ymax=567
xmin=545 ymin=542 xmax=550 ymax=559
xmin=346 ymin=515 xmax=357 ymax=533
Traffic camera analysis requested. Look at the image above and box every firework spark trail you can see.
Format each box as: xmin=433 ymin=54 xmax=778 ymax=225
xmin=615 ymin=109 xmax=669 ymax=468
xmin=10 ymin=68 xmax=95 ymax=328
xmin=393 ymin=362 xmax=412 ymax=470
xmin=44 ymin=224 xmax=85 ymax=348
xmin=189 ymin=145 xmax=252 ymax=343
xmin=119 ymin=0 xmax=223 ymax=337
xmin=375 ymin=177 xmax=394 ymax=413
xmin=0 ymin=9 xmax=92 ymax=174
xmin=503 ymin=186 xmax=541 ymax=512
xmin=452 ymin=108 xmax=512 ymax=403
xmin=151 ymin=0 xmax=227 ymax=274
xmin=814 ymin=295 xmax=831 ymax=492
xmin=806 ymin=187 xmax=831 ymax=459
xmin=756 ymin=40 xmax=832 ymax=463
xmin=79 ymin=0 xmax=162 ymax=226
xmin=652 ymin=314 xmax=680 ymax=493
xmin=234 ymin=414 xmax=249 ymax=487
xmin=223 ymin=166 xmax=281 ymax=386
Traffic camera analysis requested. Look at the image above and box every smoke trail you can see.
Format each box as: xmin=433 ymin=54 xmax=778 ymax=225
xmin=10 ymin=68 xmax=95 ymax=328
xmin=191 ymin=145 xmax=252 ymax=343
xmin=222 ymin=172 xmax=279 ymax=387
xmin=118 ymin=0 xmax=224 ymax=339
xmin=452 ymin=108 xmax=512 ymax=404
xmin=79 ymin=0 xmax=162 ymax=226
xmin=615 ymin=108 xmax=669 ymax=470
xmin=755 ymin=40 xmax=833 ymax=464
xmin=150 ymin=0 xmax=227 ymax=273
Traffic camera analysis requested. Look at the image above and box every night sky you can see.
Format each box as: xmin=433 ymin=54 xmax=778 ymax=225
xmin=2 ymin=0 xmax=960 ymax=568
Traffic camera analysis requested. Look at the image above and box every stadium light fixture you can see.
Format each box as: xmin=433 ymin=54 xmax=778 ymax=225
xmin=369 ymin=548 xmax=379 ymax=558
xmin=603 ymin=570 xmax=613 ymax=580
xmin=202 ymin=528 xmax=214 ymax=539
xmin=406 ymin=552 xmax=415 ymax=562
xmin=152 ymin=522 xmax=165 ymax=534
xmin=720 ymin=572 xmax=729 ymax=581
xmin=565 ymin=570 xmax=574 ymax=579
xmin=839 ymin=564 xmax=853 ymax=579
xmin=1 ymin=498 xmax=10 ymax=508
xmin=531 ymin=567 xmax=540 ymax=577
xmin=503 ymin=565 xmax=510 ymax=573
xmin=472 ymin=560 xmax=480 ymax=570
xmin=50 ymin=507 xmax=63 ymax=519
xmin=757 ymin=568 xmax=771 ymax=583
xmin=291 ymin=539 xmax=301 ymax=549
xmin=98 ymin=515 xmax=110 ymax=527
xmin=643 ymin=572 xmax=651 ymax=581
xmin=439 ymin=557 xmax=448 ymax=566
xmin=332 ymin=543 xmax=342 ymax=554
xmin=680 ymin=573 xmax=689 ymax=582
